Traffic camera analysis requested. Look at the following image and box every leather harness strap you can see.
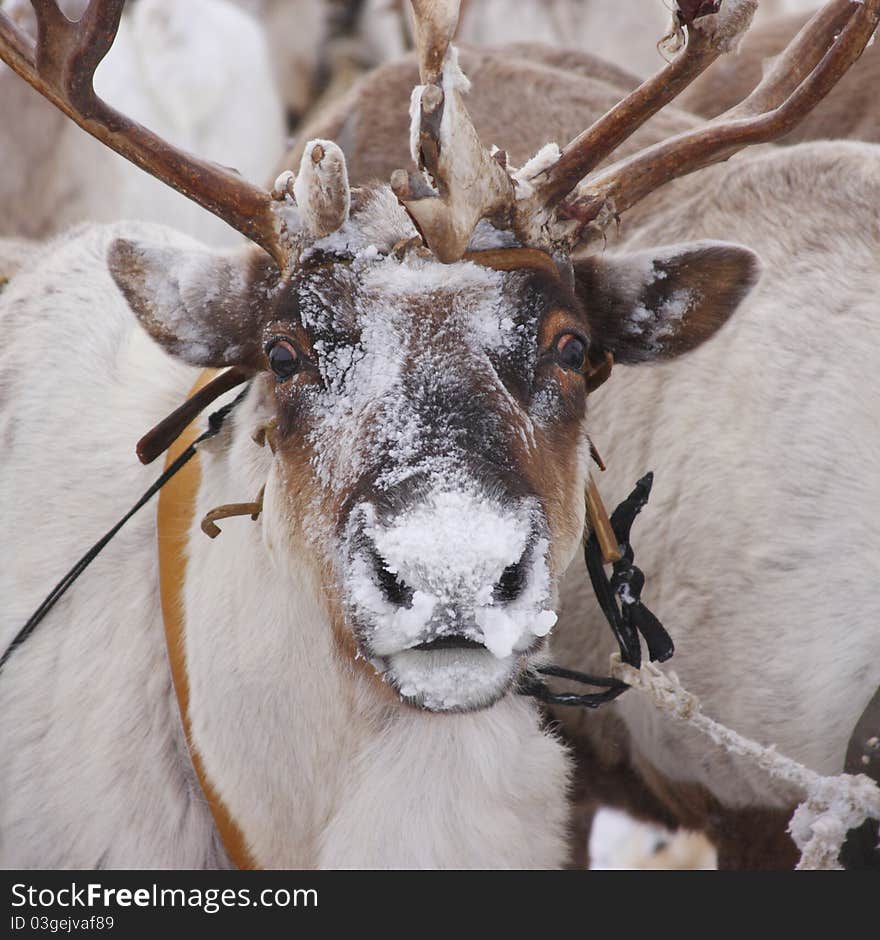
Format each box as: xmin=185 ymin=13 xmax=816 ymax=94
xmin=157 ymin=369 xmax=257 ymax=870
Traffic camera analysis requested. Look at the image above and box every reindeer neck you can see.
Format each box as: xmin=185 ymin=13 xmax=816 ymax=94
xmin=171 ymin=385 xmax=354 ymax=866
xmin=173 ymin=384 xmax=569 ymax=868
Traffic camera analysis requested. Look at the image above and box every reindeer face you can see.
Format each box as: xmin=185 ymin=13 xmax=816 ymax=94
xmin=110 ymin=188 xmax=759 ymax=712
xmin=259 ymin=232 xmax=593 ymax=710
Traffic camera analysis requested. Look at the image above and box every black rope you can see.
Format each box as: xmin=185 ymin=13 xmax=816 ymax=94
xmin=518 ymin=472 xmax=674 ymax=708
xmin=519 ymin=670 xmax=629 ymax=709
xmin=0 ymin=391 xmax=247 ymax=675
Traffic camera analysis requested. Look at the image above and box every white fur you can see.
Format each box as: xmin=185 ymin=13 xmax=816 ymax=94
xmin=0 ymin=224 xmax=222 ymax=867
xmin=0 ymin=222 xmax=571 ymax=869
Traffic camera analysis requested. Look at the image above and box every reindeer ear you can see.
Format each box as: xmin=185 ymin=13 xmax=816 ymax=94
xmin=573 ymin=241 xmax=761 ymax=364
xmin=107 ymin=238 xmax=275 ymax=368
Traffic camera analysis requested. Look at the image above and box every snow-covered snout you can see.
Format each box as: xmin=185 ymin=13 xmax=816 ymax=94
xmin=108 ymin=187 xmax=761 ymax=714
xmin=345 ymin=488 xmax=558 ymax=711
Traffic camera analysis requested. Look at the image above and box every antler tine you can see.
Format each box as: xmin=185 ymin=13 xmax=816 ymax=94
xmin=548 ymin=0 xmax=880 ymax=249
xmin=0 ymin=1 xmax=291 ymax=270
xmin=725 ymin=0 xmax=860 ymax=118
xmin=409 ymin=0 xmax=460 ymax=83
xmin=392 ymin=0 xmax=514 ymax=263
xmin=521 ymin=1 xmax=758 ymax=211
xmin=32 ymin=0 xmax=126 ymax=103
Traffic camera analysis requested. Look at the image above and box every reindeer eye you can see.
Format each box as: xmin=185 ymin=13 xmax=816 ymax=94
xmin=555 ymin=333 xmax=587 ymax=372
xmin=266 ymin=338 xmax=300 ymax=382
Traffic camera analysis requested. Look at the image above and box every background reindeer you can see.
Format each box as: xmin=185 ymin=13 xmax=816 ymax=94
xmin=231 ymin=1 xmax=829 ymax=135
xmin=1 ymin=0 xmax=877 ymax=869
xmin=0 ymin=0 xmax=285 ymax=243
xmin=229 ymin=0 xmax=329 ymax=121
xmin=332 ymin=0 xmax=827 ymax=88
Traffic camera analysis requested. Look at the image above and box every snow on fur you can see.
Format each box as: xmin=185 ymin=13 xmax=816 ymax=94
xmin=351 ymin=491 xmax=556 ymax=662
xmin=299 ymin=250 xmax=511 ymax=495
xmin=512 ymin=143 xmax=562 ymax=199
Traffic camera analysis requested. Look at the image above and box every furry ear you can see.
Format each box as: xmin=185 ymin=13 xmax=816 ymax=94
xmin=573 ymin=241 xmax=761 ymax=364
xmin=108 ymin=239 xmax=276 ymax=368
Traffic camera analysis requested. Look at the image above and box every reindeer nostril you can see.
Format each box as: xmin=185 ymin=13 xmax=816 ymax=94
xmin=370 ymin=548 xmax=414 ymax=608
xmin=494 ymin=557 xmax=528 ymax=604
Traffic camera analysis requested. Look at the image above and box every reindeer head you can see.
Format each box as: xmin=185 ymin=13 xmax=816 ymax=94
xmin=108 ymin=180 xmax=760 ymax=709
xmin=3 ymin=0 xmax=877 ymax=710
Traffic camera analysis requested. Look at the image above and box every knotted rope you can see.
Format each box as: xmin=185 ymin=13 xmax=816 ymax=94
xmin=611 ymin=656 xmax=880 ymax=869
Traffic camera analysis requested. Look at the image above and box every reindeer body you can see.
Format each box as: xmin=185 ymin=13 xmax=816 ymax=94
xmin=229 ymin=0 xmax=327 ymax=120
xmin=0 ymin=221 xmax=570 ymax=868
xmin=287 ymin=43 xmax=653 ymax=181
xmin=325 ymin=0 xmax=822 ymax=95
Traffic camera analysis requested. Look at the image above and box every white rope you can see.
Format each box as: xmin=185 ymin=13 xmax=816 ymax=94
xmin=610 ymin=655 xmax=880 ymax=870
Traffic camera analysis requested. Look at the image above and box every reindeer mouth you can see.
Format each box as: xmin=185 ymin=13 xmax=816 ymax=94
xmin=384 ymin=646 xmax=521 ymax=713
xmin=412 ymin=635 xmax=485 ymax=652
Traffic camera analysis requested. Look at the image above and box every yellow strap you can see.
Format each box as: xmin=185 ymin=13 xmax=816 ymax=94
xmin=586 ymin=475 xmax=622 ymax=564
xmin=157 ymin=369 xmax=258 ymax=870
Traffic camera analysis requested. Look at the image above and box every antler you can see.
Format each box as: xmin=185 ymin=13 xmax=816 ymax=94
xmin=394 ymin=0 xmax=879 ymax=260
xmin=391 ymin=0 xmax=515 ymax=262
xmin=520 ymin=0 xmax=880 ymax=249
xmin=517 ymin=0 xmax=758 ymax=210
xmin=0 ymin=1 xmax=352 ymax=269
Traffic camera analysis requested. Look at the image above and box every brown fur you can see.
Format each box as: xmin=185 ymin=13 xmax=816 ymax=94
xmin=573 ymin=243 xmax=761 ymax=364
xmin=563 ymin=718 xmax=800 ymax=870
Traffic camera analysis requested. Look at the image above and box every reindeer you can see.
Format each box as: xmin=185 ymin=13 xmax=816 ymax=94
xmin=287 ymin=2 xmax=880 ymax=868
xmin=1 ymin=0 xmax=876 ymax=869
xmin=349 ymin=0 xmax=673 ymax=78
xmin=0 ymin=0 xmax=285 ymax=244
xmin=335 ymin=1 xmax=823 ymax=87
